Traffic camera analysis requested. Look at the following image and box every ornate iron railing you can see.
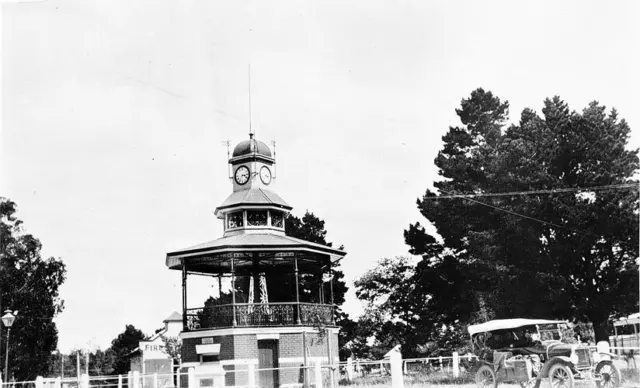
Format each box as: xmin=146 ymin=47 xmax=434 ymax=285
xmin=184 ymin=303 xmax=334 ymax=331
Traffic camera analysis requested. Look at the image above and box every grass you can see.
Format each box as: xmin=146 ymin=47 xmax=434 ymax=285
xmin=336 ymin=367 xmax=640 ymax=388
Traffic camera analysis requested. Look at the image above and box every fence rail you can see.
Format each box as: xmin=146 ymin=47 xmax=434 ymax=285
xmin=2 ymin=345 xmax=639 ymax=388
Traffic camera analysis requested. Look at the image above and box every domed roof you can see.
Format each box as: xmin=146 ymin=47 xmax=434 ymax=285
xmin=232 ymin=135 xmax=272 ymax=158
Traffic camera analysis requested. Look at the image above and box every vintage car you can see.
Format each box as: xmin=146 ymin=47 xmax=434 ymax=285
xmin=469 ymin=319 xmax=621 ymax=388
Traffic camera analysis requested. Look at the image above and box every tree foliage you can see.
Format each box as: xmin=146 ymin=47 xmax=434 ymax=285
xmin=404 ymin=88 xmax=639 ymax=343
xmin=0 ymin=198 xmax=67 ymax=381
xmin=285 ymin=211 xmax=348 ymax=306
xmin=109 ymin=325 xmax=147 ymax=375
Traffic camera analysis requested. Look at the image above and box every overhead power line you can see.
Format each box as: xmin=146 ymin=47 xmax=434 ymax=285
xmin=425 ymin=183 xmax=638 ymax=200
xmin=440 ymin=189 xmax=590 ymax=236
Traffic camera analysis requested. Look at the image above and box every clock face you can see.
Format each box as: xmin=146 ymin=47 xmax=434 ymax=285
xmin=234 ymin=166 xmax=250 ymax=185
xmin=260 ymin=166 xmax=272 ymax=185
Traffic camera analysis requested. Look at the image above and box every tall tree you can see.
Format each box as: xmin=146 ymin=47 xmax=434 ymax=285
xmin=0 ymin=198 xmax=66 ymax=381
xmin=405 ymin=89 xmax=639 ymax=342
xmin=108 ymin=325 xmax=147 ymax=375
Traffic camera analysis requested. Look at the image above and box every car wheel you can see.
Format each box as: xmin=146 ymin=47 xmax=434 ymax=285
xmin=595 ymin=361 xmax=622 ymax=388
xmin=476 ymin=364 xmax=497 ymax=388
xmin=548 ymin=363 xmax=574 ymax=388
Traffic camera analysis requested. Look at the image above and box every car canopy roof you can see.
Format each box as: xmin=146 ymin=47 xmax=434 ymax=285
xmin=468 ymin=319 xmax=565 ymax=336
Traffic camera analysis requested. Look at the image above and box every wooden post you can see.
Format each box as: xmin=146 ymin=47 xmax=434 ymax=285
xmin=132 ymin=371 xmax=140 ymax=388
xmin=231 ymin=257 xmax=237 ymax=326
xmin=118 ymin=375 xmax=123 ymax=388
xmin=327 ymin=329 xmax=335 ymax=388
xmin=346 ymin=357 xmax=353 ymax=382
xmin=390 ymin=351 xmax=404 ymax=388
xmin=439 ymin=356 xmax=443 ymax=373
xmin=127 ymin=371 xmax=133 ymax=388
xmin=76 ymin=352 xmax=81 ymax=382
xmin=153 ymin=373 xmax=158 ymax=388
xmin=81 ymin=374 xmax=89 ymax=388
xmin=85 ymin=352 xmax=89 ymax=376
xmin=314 ymin=360 xmax=322 ymax=388
xmin=452 ymin=352 xmax=459 ymax=378
xmin=248 ymin=363 xmax=255 ymax=388
xmin=54 ymin=376 xmax=62 ymax=388
xmin=294 ymin=257 xmax=301 ymax=324
xmin=36 ymin=376 xmax=44 ymax=388
xmin=187 ymin=368 xmax=195 ymax=388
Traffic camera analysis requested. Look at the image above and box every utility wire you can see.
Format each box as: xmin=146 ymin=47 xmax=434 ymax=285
xmin=439 ymin=189 xmax=603 ymax=238
xmin=440 ymin=189 xmax=580 ymax=233
xmin=425 ymin=183 xmax=638 ymax=200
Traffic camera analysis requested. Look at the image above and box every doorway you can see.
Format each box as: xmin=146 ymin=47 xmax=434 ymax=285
xmin=258 ymin=339 xmax=279 ymax=388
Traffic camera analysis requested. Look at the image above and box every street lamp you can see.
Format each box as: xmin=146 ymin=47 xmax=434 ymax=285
xmin=2 ymin=310 xmax=16 ymax=381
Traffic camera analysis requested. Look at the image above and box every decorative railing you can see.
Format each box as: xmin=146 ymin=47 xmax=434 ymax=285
xmin=185 ymin=303 xmax=335 ymax=331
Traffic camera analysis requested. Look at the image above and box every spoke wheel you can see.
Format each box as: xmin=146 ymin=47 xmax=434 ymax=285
xmin=595 ymin=361 xmax=622 ymax=388
xmin=476 ymin=365 xmax=497 ymax=388
xmin=548 ymin=363 xmax=574 ymax=388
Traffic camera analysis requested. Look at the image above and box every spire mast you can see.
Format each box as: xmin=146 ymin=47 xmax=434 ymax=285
xmin=248 ymin=64 xmax=253 ymax=137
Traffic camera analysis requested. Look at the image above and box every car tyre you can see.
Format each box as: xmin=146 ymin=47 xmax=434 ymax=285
xmin=476 ymin=364 xmax=497 ymax=388
xmin=548 ymin=363 xmax=574 ymax=388
xmin=595 ymin=361 xmax=622 ymax=388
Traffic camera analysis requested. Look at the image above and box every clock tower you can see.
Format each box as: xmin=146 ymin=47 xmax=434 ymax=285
xmin=167 ymin=134 xmax=345 ymax=388
xmin=229 ymin=133 xmax=274 ymax=191
xmin=214 ymin=134 xmax=291 ymax=237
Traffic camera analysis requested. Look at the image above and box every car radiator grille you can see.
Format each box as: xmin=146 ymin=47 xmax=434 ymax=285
xmin=575 ymin=348 xmax=592 ymax=369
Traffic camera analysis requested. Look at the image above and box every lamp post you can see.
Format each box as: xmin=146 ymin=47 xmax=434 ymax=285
xmin=2 ymin=310 xmax=16 ymax=381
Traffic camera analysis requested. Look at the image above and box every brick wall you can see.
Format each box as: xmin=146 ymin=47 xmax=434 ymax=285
xmin=181 ymin=335 xmax=235 ymax=363
xmin=233 ymin=334 xmax=258 ymax=360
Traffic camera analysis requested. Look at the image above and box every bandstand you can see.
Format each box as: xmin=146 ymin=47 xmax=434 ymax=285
xmin=166 ymin=135 xmax=346 ymax=388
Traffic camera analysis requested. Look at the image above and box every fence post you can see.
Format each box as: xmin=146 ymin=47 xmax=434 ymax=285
xmin=127 ymin=372 xmax=133 ymax=388
xmin=118 ymin=375 xmax=123 ymax=388
xmin=81 ymin=374 xmax=89 ymax=388
xmin=153 ymin=373 xmax=158 ymax=388
xmin=452 ymin=352 xmax=459 ymax=378
xmin=403 ymin=360 xmax=407 ymax=375
xmin=390 ymin=350 xmax=404 ymax=388
xmin=346 ymin=357 xmax=353 ymax=382
xmin=314 ymin=360 xmax=322 ymax=388
xmin=36 ymin=376 xmax=44 ymax=388
xmin=54 ymin=376 xmax=62 ymax=388
xmin=132 ymin=371 xmax=140 ymax=388
xmin=187 ymin=367 xmax=195 ymax=388
xmin=438 ymin=357 xmax=443 ymax=373
xmin=248 ymin=363 xmax=255 ymax=388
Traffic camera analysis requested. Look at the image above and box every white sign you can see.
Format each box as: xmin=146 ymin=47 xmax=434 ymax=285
xmin=139 ymin=341 xmax=169 ymax=360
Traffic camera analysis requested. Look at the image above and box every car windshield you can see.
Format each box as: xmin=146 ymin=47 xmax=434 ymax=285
xmin=538 ymin=323 xmax=563 ymax=341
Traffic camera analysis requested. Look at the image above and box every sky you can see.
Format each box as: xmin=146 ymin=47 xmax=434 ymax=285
xmin=1 ymin=0 xmax=638 ymax=352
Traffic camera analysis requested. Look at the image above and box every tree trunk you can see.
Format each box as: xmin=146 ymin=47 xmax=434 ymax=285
xmin=591 ymin=318 xmax=610 ymax=343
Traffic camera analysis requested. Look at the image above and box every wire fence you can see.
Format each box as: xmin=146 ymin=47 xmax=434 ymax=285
xmin=1 ymin=346 xmax=639 ymax=388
